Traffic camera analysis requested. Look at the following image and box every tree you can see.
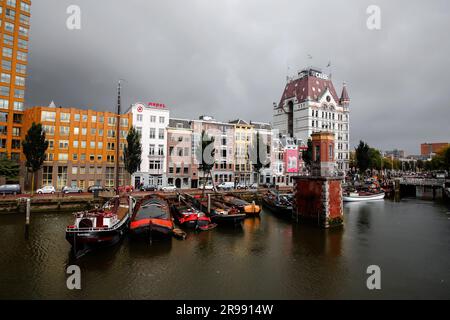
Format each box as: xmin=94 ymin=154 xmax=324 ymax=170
xmin=22 ymin=123 xmax=49 ymax=194
xmin=249 ymin=131 xmax=271 ymax=186
xmin=368 ymin=148 xmax=382 ymax=170
xmin=0 ymin=157 xmax=20 ymax=183
xmin=302 ymin=139 xmax=313 ymax=169
xmin=355 ymin=140 xmax=370 ymax=173
xmin=123 ymin=126 xmax=142 ymax=183
xmin=195 ymin=130 xmax=216 ymax=196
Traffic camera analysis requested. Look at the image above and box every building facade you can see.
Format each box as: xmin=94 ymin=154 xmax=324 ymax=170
xmin=127 ymin=102 xmax=170 ymax=188
xmin=0 ymin=0 xmax=31 ymax=161
xmin=22 ymin=104 xmax=132 ymax=190
xmin=167 ymin=118 xmax=197 ymax=189
xmin=229 ymin=119 xmax=254 ymax=185
xmin=420 ymin=142 xmax=449 ymax=158
xmin=273 ymin=67 xmax=350 ymax=172
xmin=191 ymin=116 xmax=235 ymax=186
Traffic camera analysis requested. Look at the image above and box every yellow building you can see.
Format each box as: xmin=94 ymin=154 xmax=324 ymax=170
xmin=230 ymin=119 xmax=254 ymax=185
xmin=22 ymin=105 xmax=132 ymax=190
xmin=0 ymin=0 xmax=31 ymax=161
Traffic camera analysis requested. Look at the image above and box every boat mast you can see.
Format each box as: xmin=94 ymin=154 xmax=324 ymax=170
xmin=115 ymin=80 xmax=121 ymax=194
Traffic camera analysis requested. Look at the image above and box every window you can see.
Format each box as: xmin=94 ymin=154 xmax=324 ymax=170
xmin=91 ymin=128 xmax=96 ymax=135
xmin=60 ymin=113 xmax=70 ymax=122
xmin=149 ymin=144 xmax=155 ymax=156
xmin=59 ymin=126 xmax=69 ymax=136
xmin=3 ymin=34 xmax=13 ymax=46
xmin=120 ymin=118 xmax=128 ymax=127
xmin=158 ymin=145 xmax=164 ymax=156
xmin=98 ymin=129 xmax=103 ymax=136
xmin=158 ymin=129 xmax=164 ymax=140
xmin=48 ymin=140 xmax=54 ymax=149
xmin=59 ymin=154 xmax=69 ymax=161
xmin=14 ymin=89 xmax=25 ymax=99
xmin=41 ymin=111 xmax=56 ymax=122
xmin=0 ymin=126 xmax=7 ymax=135
xmin=89 ymin=166 xmax=95 ymax=174
xmin=71 ymin=166 xmax=78 ymax=175
xmin=81 ymin=128 xmax=87 ymax=135
xmin=149 ymin=160 xmax=162 ymax=170
xmin=18 ymin=39 xmax=28 ymax=50
xmin=80 ymin=167 xmax=86 ymax=174
xmin=43 ymin=167 xmax=53 ymax=186
xmin=0 ymin=112 xmax=7 ymax=122
xmin=21 ymin=2 xmax=31 ymax=13
xmin=14 ymin=102 xmax=24 ymax=111
xmin=150 ymin=115 xmax=156 ymax=123
xmin=0 ymin=86 xmax=9 ymax=97
xmin=2 ymin=60 xmax=11 ymax=71
xmin=57 ymin=166 xmax=68 ymax=189
xmin=89 ymin=141 xmax=95 ymax=149
xmin=16 ymin=64 xmax=26 ymax=74
xmin=89 ymin=155 xmax=95 ymax=161
xmin=17 ymin=51 xmax=27 ymax=61
xmin=82 ymin=114 xmax=87 ymax=122
xmin=11 ymin=139 xmax=20 ymax=149
xmin=15 ymin=76 xmax=25 ymax=87
xmin=149 ymin=128 xmax=155 ymax=139
xmin=1 ymin=73 xmax=10 ymax=84
xmin=19 ymin=26 xmax=28 ymax=37
xmin=159 ymin=116 xmax=165 ymax=124
xmin=98 ymin=142 xmax=103 ymax=149
xmin=108 ymin=117 xmax=116 ymax=126
xmin=73 ymin=140 xmax=79 ymax=148
xmin=107 ymin=130 xmax=115 ymax=138
xmin=107 ymin=142 xmax=115 ymax=150
xmin=136 ymin=114 xmax=143 ymax=122
xmin=4 ymin=22 xmax=14 ymax=33
xmin=81 ymin=141 xmax=86 ymax=148
xmin=12 ymin=127 xmax=20 ymax=137
xmin=98 ymin=116 xmax=104 ymax=123
xmin=73 ymin=127 xmax=79 ymax=135
xmin=91 ymin=115 xmax=97 ymax=123
xmin=43 ymin=125 xmax=55 ymax=135
xmin=74 ymin=114 xmax=80 ymax=121
xmin=59 ymin=140 xmax=69 ymax=149
xmin=0 ymin=99 xmax=8 ymax=109
xmin=20 ymin=14 xmax=30 ymax=26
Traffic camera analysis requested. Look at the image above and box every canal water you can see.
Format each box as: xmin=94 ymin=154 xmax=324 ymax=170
xmin=0 ymin=199 xmax=449 ymax=299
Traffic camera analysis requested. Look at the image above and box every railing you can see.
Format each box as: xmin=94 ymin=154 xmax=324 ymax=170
xmin=399 ymin=178 xmax=446 ymax=187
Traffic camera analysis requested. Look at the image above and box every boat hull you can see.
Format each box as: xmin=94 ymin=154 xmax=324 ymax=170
xmin=262 ymin=198 xmax=292 ymax=217
xmin=130 ymin=219 xmax=173 ymax=241
xmin=65 ymin=215 xmax=129 ymax=257
xmin=343 ymin=192 xmax=385 ymax=202
xmin=209 ymin=213 xmax=246 ymax=225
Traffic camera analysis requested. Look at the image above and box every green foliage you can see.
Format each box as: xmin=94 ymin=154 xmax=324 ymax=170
xmin=302 ymin=139 xmax=313 ymax=167
xmin=355 ymin=140 xmax=370 ymax=172
xmin=22 ymin=122 xmax=49 ymax=173
xmin=0 ymin=157 xmax=20 ymax=182
xmin=123 ymin=126 xmax=142 ymax=176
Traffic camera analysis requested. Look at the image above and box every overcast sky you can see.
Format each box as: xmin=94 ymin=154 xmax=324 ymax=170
xmin=27 ymin=0 xmax=450 ymax=154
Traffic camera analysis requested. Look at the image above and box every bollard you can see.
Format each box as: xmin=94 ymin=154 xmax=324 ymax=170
xmin=26 ymin=198 xmax=31 ymax=226
xmin=129 ymin=196 xmax=133 ymax=217
xmin=207 ymin=194 xmax=211 ymax=214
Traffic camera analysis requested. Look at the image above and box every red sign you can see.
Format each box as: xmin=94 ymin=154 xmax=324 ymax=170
xmin=148 ymin=102 xmax=166 ymax=108
xmin=137 ymin=105 xmax=144 ymax=113
xmin=285 ymin=149 xmax=299 ymax=173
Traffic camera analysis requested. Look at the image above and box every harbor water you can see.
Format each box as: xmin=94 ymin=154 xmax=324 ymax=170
xmin=0 ymin=199 xmax=449 ymax=299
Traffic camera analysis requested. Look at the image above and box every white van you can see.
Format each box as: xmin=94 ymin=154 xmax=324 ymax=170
xmin=217 ymin=182 xmax=235 ymax=190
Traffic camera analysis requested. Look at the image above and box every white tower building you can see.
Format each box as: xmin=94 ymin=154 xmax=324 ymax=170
xmin=273 ymin=67 xmax=350 ymax=172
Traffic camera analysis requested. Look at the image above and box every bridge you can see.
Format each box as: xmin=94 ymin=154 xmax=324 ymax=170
xmin=398 ymin=178 xmax=447 ymax=187
xmin=396 ymin=177 xmax=449 ymax=200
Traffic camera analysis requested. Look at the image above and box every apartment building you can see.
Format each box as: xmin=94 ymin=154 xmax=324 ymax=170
xmin=22 ymin=104 xmax=132 ymax=190
xmin=0 ymin=0 xmax=32 ymax=161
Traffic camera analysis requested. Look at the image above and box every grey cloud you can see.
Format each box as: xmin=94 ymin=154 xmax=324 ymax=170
xmin=26 ymin=0 xmax=450 ymax=154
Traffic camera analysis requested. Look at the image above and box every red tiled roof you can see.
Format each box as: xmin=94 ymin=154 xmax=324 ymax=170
xmin=279 ymin=75 xmax=340 ymax=106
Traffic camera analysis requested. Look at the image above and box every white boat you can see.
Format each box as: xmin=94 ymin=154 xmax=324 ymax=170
xmin=343 ymin=191 xmax=385 ymax=202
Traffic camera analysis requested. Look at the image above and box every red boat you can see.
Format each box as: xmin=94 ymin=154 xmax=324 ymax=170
xmin=65 ymin=196 xmax=133 ymax=258
xmin=170 ymin=195 xmax=216 ymax=230
xmin=130 ymin=195 xmax=174 ymax=240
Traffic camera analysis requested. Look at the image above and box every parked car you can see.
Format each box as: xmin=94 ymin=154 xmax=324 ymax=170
xmin=140 ymin=184 xmax=157 ymax=191
xmin=117 ymin=185 xmax=134 ymax=193
xmin=160 ymin=185 xmax=177 ymax=192
xmin=36 ymin=186 xmax=56 ymax=194
xmin=217 ymin=182 xmax=235 ymax=190
xmin=249 ymin=183 xmax=259 ymax=189
xmin=87 ymin=185 xmax=108 ymax=193
xmin=198 ymin=184 xmax=214 ymax=190
xmin=235 ymin=183 xmax=248 ymax=190
xmin=0 ymin=184 xmax=21 ymax=195
xmin=62 ymin=186 xmax=83 ymax=194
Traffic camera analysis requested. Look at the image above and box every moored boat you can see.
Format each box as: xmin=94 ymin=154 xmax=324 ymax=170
xmin=170 ymin=195 xmax=215 ymax=230
xmin=221 ymin=195 xmax=261 ymax=217
xmin=262 ymin=191 xmax=293 ymax=217
xmin=189 ymin=194 xmax=246 ymax=225
xmin=65 ymin=196 xmax=133 ymax=258
xmin=343 ymin=191 xmax=385 ymax=202
xmin=130 ymin=195 xmax=174 ymax=240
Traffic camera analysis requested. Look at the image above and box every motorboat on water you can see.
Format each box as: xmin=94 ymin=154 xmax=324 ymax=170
xmin=66 ymin=196 xmax=133 ymax=258
xmin=221 ymin=194 xmax=261 ymax=217
xmin=343 ymin=190 xmax=385 ymax=202
xmin=262 ymin=191 xmax=293 ymax=217
xmin=170 ymin=195 xmax=216 ymax=231
xmin=130 ymin=195 xmax=174 ymax=240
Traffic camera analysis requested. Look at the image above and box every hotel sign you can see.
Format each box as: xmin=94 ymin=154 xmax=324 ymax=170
xmin=148 ymin=102 xmax=166 ymax=108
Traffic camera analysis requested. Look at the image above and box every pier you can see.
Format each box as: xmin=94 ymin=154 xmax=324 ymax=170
xmin=397 ymin=177 xmax=449 ymax=201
